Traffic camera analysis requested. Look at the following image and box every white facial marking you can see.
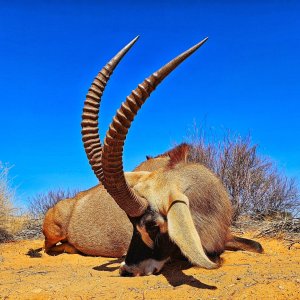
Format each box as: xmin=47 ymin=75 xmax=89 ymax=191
xmin=120 ymin=258 xmax=169 ymax=276
xmin=156 ymin=215 xmax=168 ymax=233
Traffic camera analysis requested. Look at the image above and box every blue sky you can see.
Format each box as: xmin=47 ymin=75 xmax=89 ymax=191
xmin=0 ymin=1 xmax=299 ymax=206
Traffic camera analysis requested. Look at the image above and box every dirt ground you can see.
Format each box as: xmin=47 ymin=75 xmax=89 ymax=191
xmin=0 ymin=234 xmax=299 ymax=300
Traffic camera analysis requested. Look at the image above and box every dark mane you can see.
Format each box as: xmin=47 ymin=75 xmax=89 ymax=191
xmin=156 ymin=143 xmax=192 ymax=168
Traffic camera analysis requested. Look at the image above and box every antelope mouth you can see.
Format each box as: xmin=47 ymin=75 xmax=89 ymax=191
xmin=119 ymin=258 xmax=169 ymax=277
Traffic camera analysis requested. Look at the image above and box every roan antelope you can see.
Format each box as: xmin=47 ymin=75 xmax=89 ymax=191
xmin=43 ymin=37 xmax=263 ymax=276
xmin=43 ymin=37 xmax=172 ymax=257
xmin=42 ymin=150 xmax=175 ymax=257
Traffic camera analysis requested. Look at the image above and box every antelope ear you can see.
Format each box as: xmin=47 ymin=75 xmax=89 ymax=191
xmin=167 ymin=192 xmax=217 ymax=269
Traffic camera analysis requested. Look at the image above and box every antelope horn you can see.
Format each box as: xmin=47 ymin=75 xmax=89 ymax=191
xmin=102 ymin=37 xmax=208 ymax=217
xmin=81 ymin=36 xmax=139 ymax=182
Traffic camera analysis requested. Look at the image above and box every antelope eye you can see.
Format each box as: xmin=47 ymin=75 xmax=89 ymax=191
xmin=145 ymin=221 xmax=159 ymax=233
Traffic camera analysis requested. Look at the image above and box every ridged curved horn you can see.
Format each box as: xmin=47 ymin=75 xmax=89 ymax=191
xmin=81 ymin=36 xmax=139 ymax=182
xmin=102 ymin=37 xmax=208 ymax=217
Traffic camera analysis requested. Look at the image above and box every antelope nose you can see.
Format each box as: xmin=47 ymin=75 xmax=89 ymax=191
xmin=120 ymin=269 xmax=134 ymax=277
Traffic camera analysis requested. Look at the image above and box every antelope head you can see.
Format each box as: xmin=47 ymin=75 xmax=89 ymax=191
xmin=82 ymin=37 xmax=216 ymax=276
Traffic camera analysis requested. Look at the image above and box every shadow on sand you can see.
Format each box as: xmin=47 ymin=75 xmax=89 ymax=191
xmin=93 ymin=258 xmax=123 ymax=272
xmin=93 ymin=258 xmax=217 ymax=290
xmin=161 ymin=260 xmax=217 ymax=289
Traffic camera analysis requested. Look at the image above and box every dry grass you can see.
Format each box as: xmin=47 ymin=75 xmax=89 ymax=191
xmin=0 ymin=162 xmax=28 ymax=242
xmin=0 ymin=163 xmax=76 ymax=241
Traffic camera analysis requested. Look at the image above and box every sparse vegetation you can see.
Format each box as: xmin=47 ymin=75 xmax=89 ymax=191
xmin=0 ymin=162 xmax=15 ymax=242
xmin=186 ymin=126 xmax=299 ymax=222
xmin=28 ymin=189 xmax=78 ymax=218
xmin=0 ymin=162 xmax=27 ymax=242
xmin=1 ymin=127 xmax=299 ymax=243
xmin=0 ymin=162 xmax=78 ymax=241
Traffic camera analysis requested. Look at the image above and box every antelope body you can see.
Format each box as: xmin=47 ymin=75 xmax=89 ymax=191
xmin=43 ymin=36 xmax=263 ymax=276
xmin=43 ymin=184 xmax=131 ymax=257
xmin=43 ymin=155 xmax=171 ymax=257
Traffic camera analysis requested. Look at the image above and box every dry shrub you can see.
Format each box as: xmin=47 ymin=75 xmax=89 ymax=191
xmin=186 ymin=126 xmax=299 ymax=221
xmin=0 ymin=162 xmax=15 ymax=242
xmin=0 ymin=162 xmax=28 ymax=242
xmin=28 ymin=189 xmax=78 ymax=218
xmin=0 ymin=163 xmax=14 ymax=219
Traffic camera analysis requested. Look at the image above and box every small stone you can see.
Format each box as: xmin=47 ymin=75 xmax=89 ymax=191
xmin=278 ymin=285 xmax=284 ymax=290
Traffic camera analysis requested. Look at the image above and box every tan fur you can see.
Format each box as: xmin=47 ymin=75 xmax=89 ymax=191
xmin=133 ymin=157 xmax=170 ymax=172
xmin=167 ymin=194 xmax=217 ymax=269
xmin=43 ymin=184 xmax=132 ymax=257
xmin=136 ymin=225 xmax=154 ymax=249
xmin=126 ymin=161 xmax=232 ymax=266
xmin=42 ymin=156 xmax=170 ymax=257
xmin=46 ymin=242 xmax=79 ymax=255
xmin=43 ymin=145 xmax=261 ymax=258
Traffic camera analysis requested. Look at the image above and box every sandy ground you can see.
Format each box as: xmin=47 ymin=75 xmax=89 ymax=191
xmin=0 ymin=235 xmax=299 ymax=300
